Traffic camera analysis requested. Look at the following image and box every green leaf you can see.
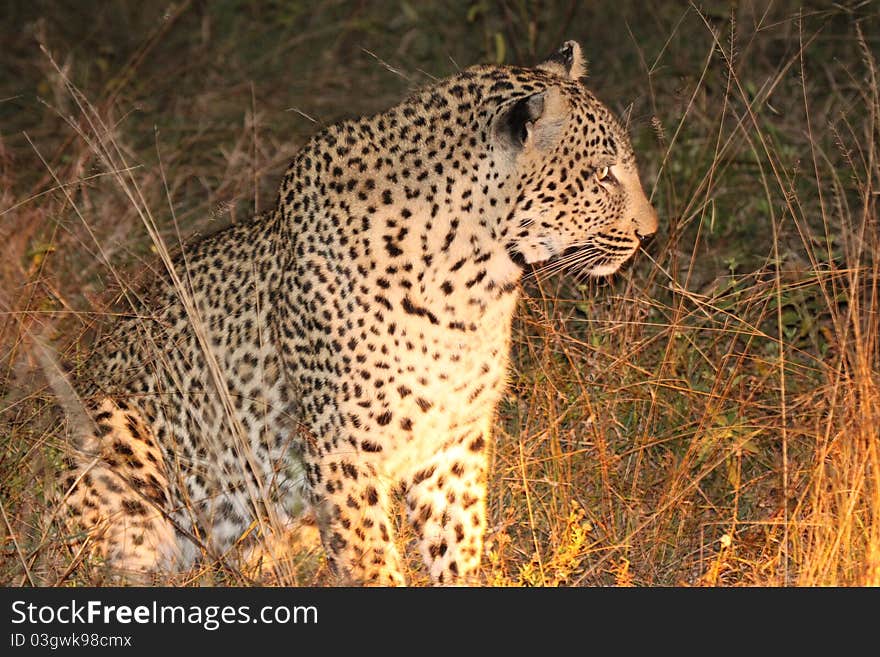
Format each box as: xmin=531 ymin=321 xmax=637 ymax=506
xmin=494 ymin=32 xmax=506 ymax=64
xmin=467 ymin=2 xmax=486 ymax=22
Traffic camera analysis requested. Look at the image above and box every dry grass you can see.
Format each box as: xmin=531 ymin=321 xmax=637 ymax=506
xmin=1 ymin=1 xmax=878 ymax=586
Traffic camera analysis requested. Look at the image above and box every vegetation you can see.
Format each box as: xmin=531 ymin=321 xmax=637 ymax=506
xmin=1 ymin=0 xmax=878 ymax=586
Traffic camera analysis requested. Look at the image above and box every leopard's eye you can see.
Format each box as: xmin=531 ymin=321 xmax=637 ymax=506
xmin=596 ymin=166 xmax=610 ymax=181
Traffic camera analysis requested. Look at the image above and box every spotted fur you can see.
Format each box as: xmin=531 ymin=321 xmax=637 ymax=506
xmin=62 ymin=41 xmax=658 ymax=585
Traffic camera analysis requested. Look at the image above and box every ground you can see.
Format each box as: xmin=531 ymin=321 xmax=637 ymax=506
xmin=1 ymin=0 xmax=878 ymax=586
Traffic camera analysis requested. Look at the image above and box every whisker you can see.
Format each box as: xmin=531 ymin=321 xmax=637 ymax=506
xmin=524 ymin=246 xmax=604 ymax=282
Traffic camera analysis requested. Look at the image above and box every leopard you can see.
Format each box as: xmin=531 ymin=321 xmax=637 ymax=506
xmin=60 ymin=40 xmax=658 ymax=585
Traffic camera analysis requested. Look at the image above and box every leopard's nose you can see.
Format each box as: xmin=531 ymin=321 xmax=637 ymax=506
xmin=635 ymin=229 xmax=655 ymax=247
xmin=634 ymin=202 xmax=658 ymax=247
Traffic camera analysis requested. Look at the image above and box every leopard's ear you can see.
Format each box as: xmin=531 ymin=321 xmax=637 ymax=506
xmin=496 ymin=87 xmax=567 ymax=153
xmin=498 ymin=91 xmax=545 ymax=149
xmin=537 ymin=40 xmax=587 ymax=80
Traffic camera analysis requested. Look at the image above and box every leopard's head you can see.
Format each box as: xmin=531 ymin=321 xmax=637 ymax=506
xmin=496 ymin=41 xmax=658 ymax=277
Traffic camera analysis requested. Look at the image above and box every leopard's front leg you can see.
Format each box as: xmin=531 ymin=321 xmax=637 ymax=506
xmin=307 ymin=453 xmax=405 ymax=586
xmin=405 ymin=427 xmax=490 ymax=585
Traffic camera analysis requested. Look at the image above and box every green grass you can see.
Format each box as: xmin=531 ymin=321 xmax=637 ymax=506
xmin=1 ymin=0 xmax=878 ymax=586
